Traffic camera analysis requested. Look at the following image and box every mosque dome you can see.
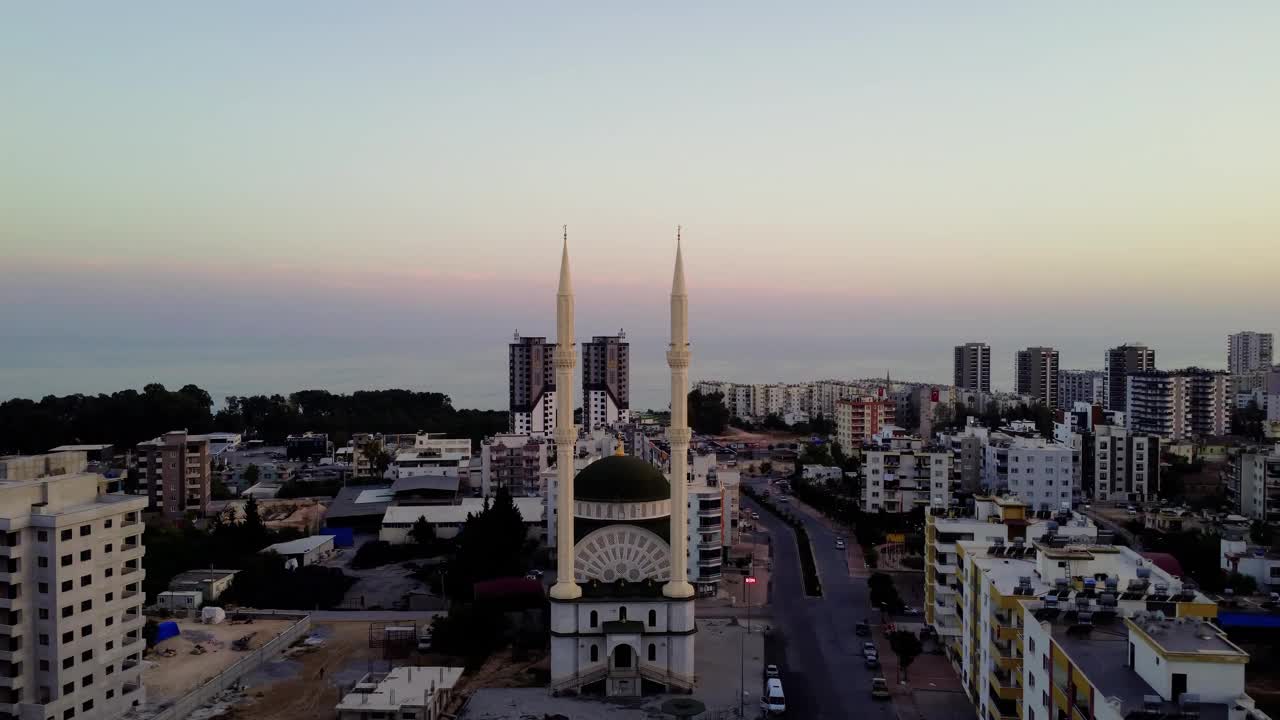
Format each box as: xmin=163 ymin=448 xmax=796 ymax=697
xmin=573 ymin=455 xmax=670 ymax=503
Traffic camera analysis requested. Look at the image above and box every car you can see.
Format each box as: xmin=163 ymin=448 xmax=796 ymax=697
xmin=752 ymin=511 xmax=761 ymax=520
xmin=902 ymin=606 xmax=922 ymax=616
xmin=765 ymin=664 xmax=780 ymax=679
xmin=777 ymin=496 xmax=790 ymax=503
xmin=865 ymin=654 xmax=881 ymax=670
xmin=862 ymin=641 xmax=877 ymax=657
xmin=835 ymin=539 xmax=846 ymax=550
xmin=855 ymin=621 xmax=870 ymax=637
xmin=761 ymin=678 xmax=786 ymax=716
xmin=870 ymin=677 xmax=891 ymax=700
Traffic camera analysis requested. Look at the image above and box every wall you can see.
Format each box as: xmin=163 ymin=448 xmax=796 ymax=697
xmin=147 ymin=615 xmax=312 ymax=720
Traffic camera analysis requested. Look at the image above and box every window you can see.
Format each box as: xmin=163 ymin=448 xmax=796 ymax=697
xmin=104 ymin=519 xmax=113 ymax=529
xmin=1042 ymin=691 xmax=1049 ymax=708
xmin=589 ymin=611 xmax=598 ymax=628
xmin=104 ymin=568 xmax=112 ymax=578
xmin=80 ymin=575 xmax=91 ymax=587
xmin=38 ymin=584 xmax=48 ymax=596
xmin=81 ymin=674 xmax=92 ymax=688
xmin=648 ymin=610 xmax=657 ymax=627
xmin=81 ymin=625 xmax=92 ymax=638
xmin=60 ymin=555 xmax=72 ymax=567
xmin=79 ymin=526 xmax=90 ymax=537
xmin=37 ymin=530 xmax=48 ymax=542
xmin=80 ymin=600 xmax=91 ymax=612
xmin=61 ymin=606 xmax=72 ymax=619
xmin=80 ymin=650 xmax=92 ymax=662
xmin=618 ymin=607 xmax=627 ymax=622
xmin=61 ymin=580 xmax=72 ymax=592
xmin=61 ymin=529 xmax=73 ymax=541
xmin=79 ymin=550 xmax=90 ymax=562
xmin=40 ymin=659 xmax=50 ymax=671
xmin=62 ymin=657 xmax=74 ymax=670
xmin=38 ymin=556 xmax=48 ymax=568
xmin=104 ymin=544 xmax=112 ymax=554
xmin=81 ymin=701 xmax=93 ymax=713
xmin=62 ymin=682 xmax=73 ymax=695
xmin=648 ymin=643 xmax=657 ymax=661
xmin=61 ymin=632 xmax=73 ymax=644
xmin=1028 ymin=637 xmax=1036 ymax=653
xmin=39 ymin=634 xmax=49 ymax=646
xmin=105 ymin=664 xmax=114 ymax=675
xmin=104 ymin=592 xmax=113 ymax=603
xmin=590 ymin=645 xmax=599 ymax=662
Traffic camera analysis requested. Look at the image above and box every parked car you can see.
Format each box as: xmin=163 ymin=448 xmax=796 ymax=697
xmin=864 ymin=653 xmax=880 ymax=670
xmin=855 ymin=621 xmax=870 ymax=637
xmin=871 ymin=677 xmax=891 ymax=700
xmin=765 ymin=664 xmax=780 ymax=679
xmin=835 ymin=539 xmax=846 ymax=550
xmin=762 ymin=678 xmax=787 ymax=716
xmin=862 ymin=641 xmax=877 ymax=658
xmin=902 ymin=606 xmax=922 ymax=616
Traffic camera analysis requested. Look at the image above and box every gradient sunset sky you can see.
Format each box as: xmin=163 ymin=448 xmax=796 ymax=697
xmin=2 ymin=3 xmax=1278 ymax=405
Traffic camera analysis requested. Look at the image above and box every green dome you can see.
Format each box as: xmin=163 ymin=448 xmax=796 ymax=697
xmin=574 ymin=455 xmax=670 ymax=503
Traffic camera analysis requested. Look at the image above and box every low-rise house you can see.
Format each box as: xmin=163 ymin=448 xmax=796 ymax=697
xmin=380 ymin=497 xmax=545 ymax=544
xmin=168 ymin=568 xmax=240 ymax=603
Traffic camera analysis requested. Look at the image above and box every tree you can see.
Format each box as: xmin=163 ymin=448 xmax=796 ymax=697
xmin=446 ymin=487 xmax=530 ymax=598
xmin=409 ymin=515 xmax=437 ymax=548
xmin=360 ymin=440 xmax=392 ymax=479
xmin=242 ymin=463 xmax=260 ymax=486
xmin=1231 ymin=400 xmax=1266 ymax=441
xmin=888 ymin=630 xmax=922 ymax=682
xmin=759 ymin=461 xmax=774 ymax=475
xmin=243 ymin=496 xmax=265 ymax=540
xmin=687 ymin=389 xmax=730 ymax=435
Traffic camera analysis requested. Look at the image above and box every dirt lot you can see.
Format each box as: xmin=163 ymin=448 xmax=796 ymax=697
xmin=711 ymin=427 xmax=805 ymax=445
xmin=235 ymin=621 xmax=468 ymax=720
xmin=142 ymin=617 xmax=294 ymax=703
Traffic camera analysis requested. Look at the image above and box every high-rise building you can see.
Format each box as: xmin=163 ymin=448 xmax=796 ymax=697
xmin=1057 ymin=369 xmax=1105 ymax=408
xmin=1092 ymin=424 xmax=1160 ymax=503
xmin=1228 ymin=331 xmax=1274 ymax=374
xmin=132 ymin=430 xmax=211 ymax=518
xmin=0 ymin=472 xmax=149 ymax=720
xmin=581 ymin=333 xmax=630 ymax=430
xmin=981 ymin=436 xmax=1079 ymax=511
xmin=1126 ymin=368 xmax=1230 ymax=440
xmin=1105 ymin=343 xmax=1156 ymax=411
xmin=1015 ymin=346 xmax=1059 ymax=407
xmin=954 ymin=343 xmax=992 ymax=394
xmin=509 ymin=334 xmax=557 ymax=434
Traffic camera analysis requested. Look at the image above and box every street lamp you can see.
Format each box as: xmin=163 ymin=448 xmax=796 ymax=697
xmin=744 ymin=576 xmax=757 ymax=633
xmin=741 ymin=575 xmax=757 ymax=719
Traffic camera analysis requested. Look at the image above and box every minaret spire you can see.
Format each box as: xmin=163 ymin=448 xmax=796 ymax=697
xmin=664 ymin=227 xmax=695 ymax=599
xmin=550 ymin=227 xmax=581 ymax=601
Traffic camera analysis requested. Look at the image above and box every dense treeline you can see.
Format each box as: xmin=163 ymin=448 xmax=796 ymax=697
xmin=0 ymin=384 xmax=507 ymax=453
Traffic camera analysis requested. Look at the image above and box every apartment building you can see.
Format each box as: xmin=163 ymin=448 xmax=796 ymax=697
xmin=284 ymin=433 xmax=330 ymax=461
xmin=478 ymin=433 xmax=549 ymax=498
xmin=1016 ymin=347 xmax=1060 ymax=409
xmin=925 ymin=498 xmax=1097 ymax=650
xmin=862 ymin=443 xmax=952 ymax=512
xmin=1228 ymin=444 xmax=1280 ymax=524
xmin=1228 ymin=331 xmax=1274 ymax=374
xmin=393 ymin=434 xmax=472 ymax=481
xmin=581 ymin=334 xmax=630 ymax=430
xmin=834 ymin=396 xmax=895 ymax=455
xmin=1105 ymin=343 xmax=1156 ymax=412
xmin=509 ymin=334 xmax=557 ymax=434
xmin=982 ymin=437 xmax=1079 ymax=511
xmin=1093 ymin=425 xmax=1160 ymax=504
xmin=955 ymin=343 xmax=993 ymax=394
xmin=1126 ymin=369 xmax=1231 ymax=441
xmin=945 ymin=523 xmax=1245 ymax=720
xmin=0 ymin=472 xmax=148 ymax=720
xmin=131 ymin=431 xmax=211 ymax=518
xmin=939 ymin=423 xmax=989 ymax=493
xmin=0 ymin=453 xmax=90 ymax=484
xmin=1058 ymin=370 xmax=1105 ymax=409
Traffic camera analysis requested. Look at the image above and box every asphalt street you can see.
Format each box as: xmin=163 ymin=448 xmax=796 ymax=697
xmin=742 ymin=487 xmax=896 ymax=720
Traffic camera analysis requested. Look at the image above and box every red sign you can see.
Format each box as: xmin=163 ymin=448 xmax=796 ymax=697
xmin=744 ymin=576 xmax=758 ymax=584
xmin=931 ymin=388 xmax=940 ymax=403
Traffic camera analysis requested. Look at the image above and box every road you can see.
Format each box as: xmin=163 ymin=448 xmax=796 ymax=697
xmin=742 ymin=486 xmax=895 ymax=720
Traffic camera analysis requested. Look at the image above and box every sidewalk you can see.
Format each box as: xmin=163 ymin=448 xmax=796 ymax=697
xmin=873 ymin=624 xmax=967 ymax=720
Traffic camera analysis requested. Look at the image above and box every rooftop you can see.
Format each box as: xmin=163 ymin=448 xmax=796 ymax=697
xmin=382 ymin=497 xmax=544 ymax=526
xmin=324 ymin=484 xmax=393 ymax=521
xmin=390 ymin=474 xmax=461 ymax=494
xmin=262 ymin=535 xmax=334 ymax=556
xmin=47 ymin=444 xmax=113 ymax=452
xmin=336 ymin=666 xmax=464 ymax=712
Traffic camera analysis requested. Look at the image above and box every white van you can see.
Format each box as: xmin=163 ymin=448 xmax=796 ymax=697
xmin=762 ymin=678 xmax=786 ymax=715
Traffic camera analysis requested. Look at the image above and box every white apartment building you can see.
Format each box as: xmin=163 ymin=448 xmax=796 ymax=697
xmin=335 ymin=666 xmax=463 ymax=720
xmin=1126 ymin=369 xmax=1231 ymax=440
xmin=982 ymin=437 xmax=1079 ymax=511
xmin=394 ymin=434 xmax=471 ymax=481
xmin=1228 ymin=444 xmax=1280 ymax=524
xmin=0 ymin=473 xmax=148 ymax=720
xmin=862 ymin=444 xmax=952 ymax=512
xmin=1093 ymin=424 xmax=1160 ymax=504
xmin=1228 ymin=331 xmax=1274 ymax=374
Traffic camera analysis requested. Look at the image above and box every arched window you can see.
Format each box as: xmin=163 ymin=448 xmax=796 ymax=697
xmin=590 ymin=645 xmax=599 ymax=662
xmin=614 ymin=644 xmax=632 ymax=668
xmin=618 ymin=607 xmax=627 ymax=622
xmin=589 ymin=610 xmax=598 ymax=628
xmin=648 ymin=610 xmax=657 ymax=627
xmin=648 ymin=643 xmax=657 ymax=662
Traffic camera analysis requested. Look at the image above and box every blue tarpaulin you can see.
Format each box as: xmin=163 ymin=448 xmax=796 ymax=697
xmin=321 ymin=527 xmax=355 ymax=548
xmin=155 ymin=620 xmax=180 ymax=644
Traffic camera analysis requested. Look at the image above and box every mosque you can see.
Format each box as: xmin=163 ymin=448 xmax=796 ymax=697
xmin=547 ymin=233 xmax=697 ymax=697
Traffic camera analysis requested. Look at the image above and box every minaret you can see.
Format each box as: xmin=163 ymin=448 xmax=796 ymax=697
xmin=664 ymin=229 xmax=695 ymax=598
xmin=550 ymin=228 xmax=582 ymax=601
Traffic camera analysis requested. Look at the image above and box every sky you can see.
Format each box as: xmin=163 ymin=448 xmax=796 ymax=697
xmin=2 ymin=3 xmax=1278 ymax=409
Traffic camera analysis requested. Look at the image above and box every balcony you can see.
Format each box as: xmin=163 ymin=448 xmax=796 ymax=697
xmin=989 ymin=669 xmax=1022 ymax=700
xmin=123 ymin=635 xmax=141 ymax=648
xmin=994 ymin=624 xmax=1019 ymax=641
xmin=122 ymin=658 xmax=139 ymax=671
